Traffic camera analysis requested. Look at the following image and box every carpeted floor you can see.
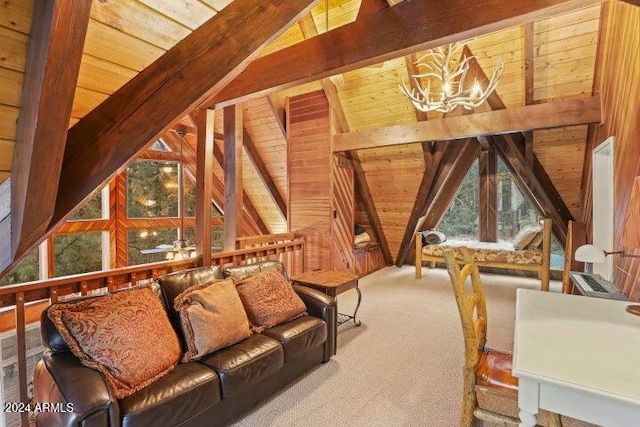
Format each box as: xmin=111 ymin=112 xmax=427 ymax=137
xmin=231 ymin=266 xmax=552 ymax=427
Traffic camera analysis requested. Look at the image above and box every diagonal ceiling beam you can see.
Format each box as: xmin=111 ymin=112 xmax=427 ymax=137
xmin=50 ymin=0 xmax=318 ymax=237
xmin=395 ymin=140 xmax=470 ymax=266
xmin=333 ymin=96 xmax=601 ymax=152
xmin=243 ymin=129 xmax=287 ymax=221
xmin=207 ymin=0 xmax=601 ymax=108
xmin=9 ymin=0 xmax=91 ymax=265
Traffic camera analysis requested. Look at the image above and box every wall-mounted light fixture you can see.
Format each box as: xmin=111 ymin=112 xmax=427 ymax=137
xmin=575 ymin=244 xmax=640 ymax=263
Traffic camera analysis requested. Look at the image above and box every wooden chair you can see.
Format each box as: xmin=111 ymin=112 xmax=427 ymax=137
xmin=443 ymin=248 xmax=563 ymax=427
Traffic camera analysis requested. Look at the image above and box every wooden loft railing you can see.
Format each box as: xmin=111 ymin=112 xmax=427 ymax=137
xmin=0 ymin=236 xmax=304 ymax=426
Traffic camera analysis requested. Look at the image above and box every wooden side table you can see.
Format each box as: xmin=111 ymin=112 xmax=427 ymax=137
xmin=291 ymin=270 xmax=362 ymax=326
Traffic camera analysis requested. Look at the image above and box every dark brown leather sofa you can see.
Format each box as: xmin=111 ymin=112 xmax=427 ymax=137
xmin=33 ymin=260 xmax=337 ymax=427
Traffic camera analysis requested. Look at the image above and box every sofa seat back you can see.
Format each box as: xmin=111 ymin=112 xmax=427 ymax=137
xmin=223 ymin=260 xmax=288 ymax=281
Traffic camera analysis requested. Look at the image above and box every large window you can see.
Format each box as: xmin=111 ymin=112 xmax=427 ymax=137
xmin=127 ymin=161 xmax=179 ymax=218
xmin=497 ymin=157 xmax=540 ymax=240
xmin=0 ymin=251 xmax=39 ymax=286
xmin=53 ymin=232 xmax=102 ymax=277
xmin=128 ymin=228 xmax=178 ymax=266
xmin=438 ymin=160 xmax=479 ymax=240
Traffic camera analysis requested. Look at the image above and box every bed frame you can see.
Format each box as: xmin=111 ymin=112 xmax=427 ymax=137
xmin=415 ymin=219 xmax=552 ymax=291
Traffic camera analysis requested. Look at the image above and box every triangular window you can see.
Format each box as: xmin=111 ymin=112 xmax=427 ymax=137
xmin=438 ymin=159 xmax=479 ymax=239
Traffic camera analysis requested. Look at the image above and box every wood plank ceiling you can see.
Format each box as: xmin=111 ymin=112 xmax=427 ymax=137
xmin=0 ymin=0 xmax=605 ymax=267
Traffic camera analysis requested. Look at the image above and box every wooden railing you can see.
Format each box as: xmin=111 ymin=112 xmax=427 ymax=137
xmin=0 ymin=237 xmax=304 ymax=426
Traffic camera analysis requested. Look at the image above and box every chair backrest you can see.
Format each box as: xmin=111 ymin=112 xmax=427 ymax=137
xmin=443 ymin=248 xmax=488 ymax=367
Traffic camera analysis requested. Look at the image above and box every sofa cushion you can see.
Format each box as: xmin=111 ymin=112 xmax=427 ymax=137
xmin=47 ymin=286 xmax=182 ymax=399
xmin=235 ymin=270 xmax=307 ymax=333
xmin=198 ymin=334 xmax=283 ymax=398
xmin=157 ymin=266 xmax=225 ymax=341
xmin=119 ymin=362 xmax=221 ymax=427
xmin=262 ymin=315 xmax=326 ymax=362
xmin=174 ymin=278 xmax=251 ymax=362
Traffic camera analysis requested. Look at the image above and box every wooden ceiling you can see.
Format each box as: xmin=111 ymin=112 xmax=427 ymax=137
xmin=0 ymin=0 xmax=617 ymax=271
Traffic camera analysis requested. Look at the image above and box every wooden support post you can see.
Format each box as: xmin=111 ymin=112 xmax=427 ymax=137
xmin=15 ymin=291 xmax=28 ymax=426
xmin=479 ymin=147 xmax=497 ymax=242
xmin=224 ymin=105 xmax=243 ymax=251
xmin=195 ymin=109 xmax=215 ymax=266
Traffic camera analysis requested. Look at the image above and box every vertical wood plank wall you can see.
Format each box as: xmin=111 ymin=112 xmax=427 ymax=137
xmin=288 ymin=91 xmax=333 ymax=271
xmin=592 ymin=1 xmax=640 ymax=301
xmin=287 ymin=90 xmax=356 ymax=272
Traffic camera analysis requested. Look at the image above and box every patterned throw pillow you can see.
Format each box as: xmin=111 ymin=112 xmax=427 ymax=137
xmin=174 ymin=278 xmax=251 ymax=362
xmin=513 ymin=224 xmax=543 ymax=250
xmin=234 ymin=270 xmax=307 ymax=333
xmin=47 ymin=286 xmax=181 ymax=399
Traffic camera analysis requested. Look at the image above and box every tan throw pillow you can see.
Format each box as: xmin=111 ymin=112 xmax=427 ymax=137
xmin=234 ymin=270 xmax=307 ymax=333
xmin=526 ymin=231 xmax=544 ymax=250
xmin=513 ymin=224 xmax=543 ymax=250
xmin=174 ymin=278 xmax=251 ymax=362
xmin=47 ymin=286 xmax=181 ymax=399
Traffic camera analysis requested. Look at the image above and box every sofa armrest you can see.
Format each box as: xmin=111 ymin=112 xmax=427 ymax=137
xmin=34 ymin=352 xmax=118 ymax=427
xmin=293 ymin=284 xmax=337 ymax=361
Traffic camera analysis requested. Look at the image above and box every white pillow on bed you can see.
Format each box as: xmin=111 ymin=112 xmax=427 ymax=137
xmin=513 ymin=224 xmax=542 ymax=250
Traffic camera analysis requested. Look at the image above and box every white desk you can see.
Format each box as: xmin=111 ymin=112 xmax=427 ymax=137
xmin=512 ymin=289 xmax=640 ymax=427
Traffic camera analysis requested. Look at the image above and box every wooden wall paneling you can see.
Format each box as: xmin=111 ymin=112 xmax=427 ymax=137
xmin=195 ymin=108 xmax=214 ymax=266
xmin=350 ymin=151 xmax=392 ymax=265
xmin=209 ymin=0 xmax=601 ymax=107
xmin=479 ymin=147 xmax=498 ymax=242
xmin=288 ymin=91 xmax=332 ymax=271
xmin=10 ymin=0 xmax=92 ymax=265
xmin=223 ymin=104 xmax=243 ymax=250
xmin=50 ymin=0 xmax=318 ymax=245
xmin=596 ymin=1 xmax=640 ymax=300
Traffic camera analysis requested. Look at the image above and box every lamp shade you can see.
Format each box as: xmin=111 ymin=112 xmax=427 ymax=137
xmin=575 ymin=244 xmax=606 ymax=263
xmin=622 ymin=176 xmax=640 ymax=248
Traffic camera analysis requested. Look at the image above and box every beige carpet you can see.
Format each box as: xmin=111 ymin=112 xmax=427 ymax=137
xmin=231 ymin=266 xmax=551 ymax=427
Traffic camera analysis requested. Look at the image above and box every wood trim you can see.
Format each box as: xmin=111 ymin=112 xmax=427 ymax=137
xmin=51 ymin=0 xmax=317 ymax=237
xmin=11 ymin=0 xmax=92 ymax=261
xmin=210 ymin=0 xmax=601 ymax=107
xmin=224 ymin=105 xmax=243 ymax=250
xmin=358 ymin=0 xmax=389 ymax=19
xmin=195 ymin=108 xmax=214 ymax=266
xmin=333 ymin=97 xmax=601 ymax=152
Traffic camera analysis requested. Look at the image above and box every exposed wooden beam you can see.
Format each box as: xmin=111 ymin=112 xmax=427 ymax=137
xmin=396 ymin=140 xmax=469 ymax=266
xmin=224 ymin=105 xmax=243 ymax=250
xmin=479 ymin=147 xmax=498 ymax=242
xmin=51 ymin=0 xmax=317 ymax=236
xmin=619 ymin=0 xmax=640 ymax=6
xmin=11 ymin=0 xmax=91 ymax=261
xmin=173 ymin=124 xmax=197 ymax=136
xmin=243 ymin=129 xmax=287 ymax=220
xmin=333 ymin=96 xmax=601 ymax=152
xmin=421 ymin=140 xmax=482 ymax=230
xmin=208 ymin=0 xmax=600 ymax=107
xmin=357 ymin=0 xmax=389 ymax=20
xmin=465 ymin=46 xmax=572 ymax=239
xmin=195 ymin=109 xmax=214 ymax=266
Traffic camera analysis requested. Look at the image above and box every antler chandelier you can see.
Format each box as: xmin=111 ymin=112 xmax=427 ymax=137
xmin=399 ymin=41 xmax=504 ymax=114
